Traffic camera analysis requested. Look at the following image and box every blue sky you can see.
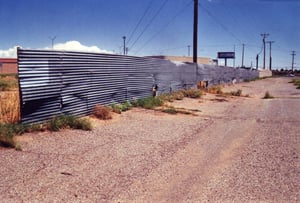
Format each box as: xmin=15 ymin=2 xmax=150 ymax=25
xmin=0 ymin=0 xmax=299 ymax=69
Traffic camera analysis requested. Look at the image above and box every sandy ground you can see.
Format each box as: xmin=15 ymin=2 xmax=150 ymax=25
xmin=0 ymin=77 xmax=299 ymax=202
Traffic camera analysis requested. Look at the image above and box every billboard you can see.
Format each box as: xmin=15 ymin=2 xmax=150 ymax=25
xmin=218 ymin=52 xmax=235 ymax=59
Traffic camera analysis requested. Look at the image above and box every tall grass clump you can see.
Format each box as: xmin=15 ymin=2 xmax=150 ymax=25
xmin=158 ymin=89 xmax=202 ymax=102
xmin=48 ymin=114 xmax=92 ymax=131
xmin=111 ymin=100 xmax=132 ymax=114
xmin=0 ymin=114 xmax=92 ymax=149
xmin=0 ymin=123 xmax=28 ymax=148
xmin=132 ymin=96 xmax=164 ymax=109
xmin=182 ymin=89 xmax=202 ymax=98
xmin=0 ymin=91 xmax=20 ymax=124
xmin=159 ymin=91 xmax=185 ymax=102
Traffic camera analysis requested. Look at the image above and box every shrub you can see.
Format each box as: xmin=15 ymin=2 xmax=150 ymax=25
xmin=71 ymin=118 xmax=92 ymax=131
xmin=132 ymin=96 xmax=164 ymax=109
xmin=263 ymin=91 xmax=274 ymax=99
xmin=206 ymin=86 xmax=223 ymax=94
xmin=0 ymin=123 xmax=28 ymax=148
xmin=158 ymin=91 xmax=185 ymax=102
xmin=111 ymin=101 xmax=132 ymax=114
xmin=0 ymin=114 xmax=92 ymax=149
xmin=93 ymin=105 xmax=112 ymax=120
xmin=48 ymin=115 xmax=92 ymax=131
xmin=182 ymin=89 xmax=202 ymax=98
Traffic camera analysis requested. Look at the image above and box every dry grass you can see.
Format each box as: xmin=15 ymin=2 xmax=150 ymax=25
xmin=93 ymin=105 xmax=112 ymax=120
xmin=0 ymin=91 xmax=20 ymax=124
xmin=205 ymin=85 xmax=223 ymax=94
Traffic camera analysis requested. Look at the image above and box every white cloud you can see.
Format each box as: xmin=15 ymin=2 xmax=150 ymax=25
xmin=0 ymin=46 xmax=20 ymax=58
xmin=50 ymin=40 xmax=113 ymax=54
xmin=0 ymin=41 xmax=113 ymax=58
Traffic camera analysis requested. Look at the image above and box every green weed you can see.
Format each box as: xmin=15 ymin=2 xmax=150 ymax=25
xmin=132 ymin=96 xmax=164 ymax=109
xmin=0 ymin=123 xmax=28 ymax=148
xmin=48 ymin=115 xmax=92 ymax=131
xmin=111 ymin=100 xmax=132 ymax=114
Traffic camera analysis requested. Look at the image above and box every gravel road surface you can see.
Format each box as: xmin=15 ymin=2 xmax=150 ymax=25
xmin=0 ymin=77 xmax=299 ymax=202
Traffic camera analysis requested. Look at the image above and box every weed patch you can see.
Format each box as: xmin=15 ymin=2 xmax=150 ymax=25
xmin=48 ymin=115 xmax=92 ymax=131
xmin=0 ymin=123 xmax=29 ymax=148
xmin=0 ymin=114 xmax=92 ymax=149
xmin=181 ymin=89 xmax=202 ymax=98
xmin=111 ymin=101 xmax=132 ymax=114
xmin=132 ymin=97 xmax=164 ymax=109
xmin=159 ymin=91 xmax=185 ymax=102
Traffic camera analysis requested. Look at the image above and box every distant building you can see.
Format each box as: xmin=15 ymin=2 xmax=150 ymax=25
xmin=0 ymin=58 xmax=18 ymax=74
xmin=149 ymin=55 xmax=213 ymax=65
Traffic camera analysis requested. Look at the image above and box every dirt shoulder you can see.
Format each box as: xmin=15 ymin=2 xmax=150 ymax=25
xmin=1 ymin=77 xmax=299 ymax=202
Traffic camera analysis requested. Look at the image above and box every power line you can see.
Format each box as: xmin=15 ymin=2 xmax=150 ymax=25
xmin=129 ymin=0 xmax=169 ymax=52
xmin=126 ymin=0 xmax=154 ymax=46
xmin=198 ymin=2 xmax=242 ymax=44
xmin=135 ymin=0 xmax=192 ymax=55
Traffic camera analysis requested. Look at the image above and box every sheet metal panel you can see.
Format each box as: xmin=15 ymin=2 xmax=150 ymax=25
xmin=18 ymin=49 xmax=258 ymax=124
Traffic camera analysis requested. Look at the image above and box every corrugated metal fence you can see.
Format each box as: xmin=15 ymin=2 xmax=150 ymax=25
xmin=18 ymin=49 xmax=258 ymax=123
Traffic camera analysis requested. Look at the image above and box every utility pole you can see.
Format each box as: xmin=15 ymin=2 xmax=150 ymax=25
xmin=49 ymin=36 xmax=57 ymax=49
xmin=256 ymin=54 xmax=259 ymax=70
xmin=123 ymin=36 xmax=126 ymax=55
xmin=261 ymin=33 xmax=269 ymax=69
xmin=291 ymin=51 xmax=296 ymax=71
xmin=188 ymin=45 xmax=191 ymax=57
xmin=233 ymin=45 xmax=235 ymax=67
xmin=267 ymin=41 xmax=275 ymax=70
xmin=241 ymin=43 xmax=245 ymax=67
xmin=193 ymin=0 xmax=198 ymax=63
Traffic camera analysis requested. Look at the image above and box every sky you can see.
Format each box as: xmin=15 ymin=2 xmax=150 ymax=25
xmin=0 ymin=0 xmax=299 ymax=69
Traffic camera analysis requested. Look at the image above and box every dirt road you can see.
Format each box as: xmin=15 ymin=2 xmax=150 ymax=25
xmin=0 ymin=77 xmax=299 ymax=202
